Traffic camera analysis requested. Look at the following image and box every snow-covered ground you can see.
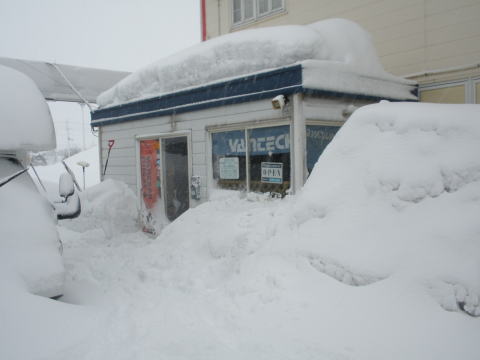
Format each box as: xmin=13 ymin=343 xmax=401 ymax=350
xmin=1 ymin=102 xmax=480 ymax=359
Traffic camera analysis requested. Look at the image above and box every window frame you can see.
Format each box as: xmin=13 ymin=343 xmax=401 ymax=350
xmin=419 ymin=78 xmax=480 ymax=104
xmin=474 ymin=78 xmax=480 ymax=104
xmin=231 ymin=0 xmax=285 ymax=27
xmin=208 ymin=120 xmax=291 ymax=193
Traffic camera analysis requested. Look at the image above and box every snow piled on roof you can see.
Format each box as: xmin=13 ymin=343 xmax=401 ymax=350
xmin=98 ymin=18 xmax=413 ymax=108
xmin=0 ymin=65 xmax=56 ymax=151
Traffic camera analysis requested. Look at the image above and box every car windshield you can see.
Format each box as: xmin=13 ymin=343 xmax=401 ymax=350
xmin=0 ymin=157 xmax=33 ymax=188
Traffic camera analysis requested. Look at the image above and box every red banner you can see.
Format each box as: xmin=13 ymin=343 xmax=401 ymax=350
xmin=140 ymin=140 xmax=159 ymax=209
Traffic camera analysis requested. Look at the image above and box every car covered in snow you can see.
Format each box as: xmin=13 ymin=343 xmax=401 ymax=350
xmin=0 ymin=64 xmax=81 ymax=298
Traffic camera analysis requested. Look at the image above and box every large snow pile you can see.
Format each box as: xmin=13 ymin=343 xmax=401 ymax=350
xmin=98 ymin=19 xmax=413 ymax=108
xmin=0 ymin=65 xmax=56 ymax=151
xmin=62 ymin=179 xmax=139 ymax=238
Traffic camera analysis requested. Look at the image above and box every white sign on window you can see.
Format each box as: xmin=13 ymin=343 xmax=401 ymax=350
xmin=219 ymin=157 xmax=239 ymax=179
xmin=261 ymin=162 xmax=283 ymax=184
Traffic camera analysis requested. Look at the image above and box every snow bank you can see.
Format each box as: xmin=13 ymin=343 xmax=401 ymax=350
xmin=98 ymin=19 xmax=413 ymax=108
xmin=292 ymin=102 xmax=480 ymax=315
xmin=62 ymin=179 xmax=139 ymax=238
xmin=0 ymin=65 xmax=56 ymax=151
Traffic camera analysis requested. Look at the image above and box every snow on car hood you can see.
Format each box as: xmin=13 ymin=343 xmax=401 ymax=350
xmin=98 ymin=18 xmax=412 ymax=108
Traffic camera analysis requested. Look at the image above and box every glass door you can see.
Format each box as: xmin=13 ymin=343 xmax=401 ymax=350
xmin=162 ymin=136 xmax=190 ymax=221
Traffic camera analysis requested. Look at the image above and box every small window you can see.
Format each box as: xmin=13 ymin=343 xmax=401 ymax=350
xmin=271 ymin=0 xmax=283 ymax=10
xmin=232 ymin=0 xmax=284 ymax=26
xmin=233 ymin=0 xmax=242 ymax=23
xmin=258 ymin=0 xmax=269 ymax=15
xmin=244 ymin=0 xmax=254 ymax=19
xmin=306 ymin=125 xmax=340 ymax=175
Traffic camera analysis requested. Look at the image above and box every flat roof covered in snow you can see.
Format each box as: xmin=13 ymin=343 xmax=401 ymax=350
xmin=91 ymin=61 xmax=417 ymax=127
xmin=92 ymin=19 xmax=417 ymax=126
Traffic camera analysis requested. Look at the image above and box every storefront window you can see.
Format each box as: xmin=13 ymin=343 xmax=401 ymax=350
xmin=306 ymin=124 xmax=340 ymax=175
xmin=212 ymin=130 xmax=247 ymax=191
xmin=212 ymin=125 xmax=290 ymax=195
xmin=248 ymin=125 xmax=290 ymax=195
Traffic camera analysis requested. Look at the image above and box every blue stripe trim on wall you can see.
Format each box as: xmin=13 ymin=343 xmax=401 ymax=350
xmin=91 ymin=64 xmax=418 ymax=127
xmin=91 ymin=64 xmax=303 ymax=125
xmin=91 ymin=86 xmax=303 ymax=127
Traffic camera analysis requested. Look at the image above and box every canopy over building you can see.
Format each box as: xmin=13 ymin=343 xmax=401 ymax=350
xmin=0 ymin=57 xmax=129 ymax=104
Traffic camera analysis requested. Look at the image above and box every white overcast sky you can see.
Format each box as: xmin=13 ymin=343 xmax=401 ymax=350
xmin=0 ymin=0 xmax=201 ymax=72
xmin=0 ymin=0 xmax=201 ymax=150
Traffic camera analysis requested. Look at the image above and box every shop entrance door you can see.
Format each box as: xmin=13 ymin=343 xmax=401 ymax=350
xmin=163 ymin=136 xmax=190 ymax=221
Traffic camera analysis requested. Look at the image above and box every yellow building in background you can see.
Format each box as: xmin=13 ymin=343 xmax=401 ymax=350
xmin=202 ymin=0 xmax=480 ymax=104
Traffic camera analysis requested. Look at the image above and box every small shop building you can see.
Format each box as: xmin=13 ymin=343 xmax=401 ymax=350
xmin=91 ymin=21 xmax=417 ymax=230
xmin=92 ymin=62 xmax=416 ymax=227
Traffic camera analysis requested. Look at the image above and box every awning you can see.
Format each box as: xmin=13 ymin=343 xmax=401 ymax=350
xmin=0 ymin=57 xmax=129 ymax=104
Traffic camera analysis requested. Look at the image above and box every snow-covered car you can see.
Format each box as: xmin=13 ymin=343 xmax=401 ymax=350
xmin=0 ymin=64 xmax=81 ymax=298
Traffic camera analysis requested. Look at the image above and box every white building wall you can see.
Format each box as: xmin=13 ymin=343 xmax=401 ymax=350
xmin=99 ymin=98 xmax=289 ymax=203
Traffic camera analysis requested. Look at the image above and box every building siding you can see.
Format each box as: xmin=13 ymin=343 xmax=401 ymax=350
xmin=99 ymin=99 xmax=289 ymax=202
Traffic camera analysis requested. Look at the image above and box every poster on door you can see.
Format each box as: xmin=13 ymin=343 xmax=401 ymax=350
xmin=140 ymin=139 xmax=160 ymax=209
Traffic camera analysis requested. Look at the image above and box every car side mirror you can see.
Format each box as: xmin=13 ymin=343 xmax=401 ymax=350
xmin=56 ymin=192 xmax=81 ymax=220
xmin=56 ymin=173 xmax=81 ymax=220
xmin=59 ymin=173 xmax=74 ymax=199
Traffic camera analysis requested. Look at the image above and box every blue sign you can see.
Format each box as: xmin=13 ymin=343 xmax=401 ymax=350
xmin=212 ymin=126 xmax=290 ymax=156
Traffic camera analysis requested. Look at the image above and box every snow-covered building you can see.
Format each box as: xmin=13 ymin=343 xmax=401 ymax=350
xmin=202 ymin=0 xmax=480 ymax=105
xmin=91 ymin=19 xmax=416 ymax=226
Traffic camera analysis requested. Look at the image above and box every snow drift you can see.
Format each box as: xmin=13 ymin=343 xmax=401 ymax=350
xmin=98 ymin=19 xmax=414 ymax=108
